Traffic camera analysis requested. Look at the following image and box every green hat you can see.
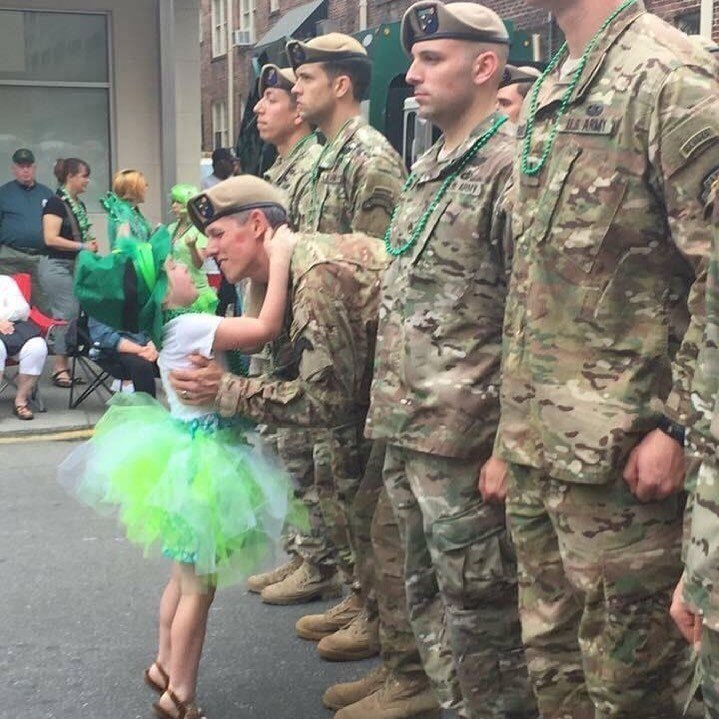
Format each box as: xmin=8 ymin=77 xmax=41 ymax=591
xmin=401 ymin=1 xmax=509 ymax=55
xmin=286 ymin=33 xmax=369 ymax=70
xmin=74 ymin=228 xmax=171 ymax=347
xmin=12 ymin=148 xmax=35 ymax=165
xmin=170 ymin=183 xmax=200 ymax=207
xmin=259 ymin=64 xmax=297 ymax=95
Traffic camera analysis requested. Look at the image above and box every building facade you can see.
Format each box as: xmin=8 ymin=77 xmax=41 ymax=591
xmin=200 ymin=0 xmax=719 ymax=153
xmin=0 ymin=0 xmax=202 ymax=246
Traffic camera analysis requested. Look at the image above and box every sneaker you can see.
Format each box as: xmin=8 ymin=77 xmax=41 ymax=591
xmin=247 ymin=556 xmax=302 ymax=594
xmin=317 ymin=606 xmax=379 ymax=661
xmin=295 ymin=592 xmax=362 ymax=641
xmin=260 ymin=561 xmax=342 ymax=605
xmin=323 ymin=664 xmax=389 ymax=710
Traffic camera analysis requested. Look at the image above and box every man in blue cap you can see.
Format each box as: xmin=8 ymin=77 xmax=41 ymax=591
xmin=0 ymin=148 xmax=53 ymax=312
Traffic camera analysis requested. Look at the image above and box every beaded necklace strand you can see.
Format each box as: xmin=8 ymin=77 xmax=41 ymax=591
xmin=58 ymin=186 xmax=92 ymax=242
xmin=520 ymin=0 xmax=636 ymax=177
xmin=384 ymin=114 xmax=508 ymax=258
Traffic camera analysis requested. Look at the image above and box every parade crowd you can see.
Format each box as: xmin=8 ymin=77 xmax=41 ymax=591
xmin=6 ymin=0 xmax=719 ymax=718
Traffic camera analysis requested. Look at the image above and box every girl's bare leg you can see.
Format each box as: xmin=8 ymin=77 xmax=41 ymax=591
xmin=157 ymin=563 xmax=215 ymax=711
xmin=148 ymin=565 xmax=181 ymax=687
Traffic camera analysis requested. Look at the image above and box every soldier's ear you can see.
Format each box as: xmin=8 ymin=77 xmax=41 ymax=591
xmin=473 ymin=49 xmax=500 ymax=89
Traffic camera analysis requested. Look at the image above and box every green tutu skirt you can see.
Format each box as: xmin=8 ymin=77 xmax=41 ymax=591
xmin=58 ymin=393 xmax=299 ymax=586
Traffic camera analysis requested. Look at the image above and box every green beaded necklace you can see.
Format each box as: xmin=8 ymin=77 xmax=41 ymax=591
xmin=384 ymin=115 xmax=507 ymax=258
xmin=58 ymin=186 xmax=93 ymax=243
xmin=520 ymin=0 xmax=636 ymax=177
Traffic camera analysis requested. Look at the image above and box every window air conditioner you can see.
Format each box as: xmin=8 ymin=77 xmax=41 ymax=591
xmin=233 ymin=29 xmax=252 ymax=46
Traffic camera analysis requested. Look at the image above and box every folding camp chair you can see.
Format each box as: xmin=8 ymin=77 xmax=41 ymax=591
xmin=66 ymin=310 xmax=115 ymax=409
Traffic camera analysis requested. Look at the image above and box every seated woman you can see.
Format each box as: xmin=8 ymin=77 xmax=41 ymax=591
xmin=101 ymin=169 xmax=152 ymax=249
xmin=0 ymin=275 xmax=48 ymax=420
xmin=88 ymin=316 xmax=159 ymax=398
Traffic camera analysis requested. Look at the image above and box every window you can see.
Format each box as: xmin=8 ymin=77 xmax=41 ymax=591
xmin=674 ymin=11 xmax=700 ymax=35
xmin=211 ymin=0 xmax=227 ymax=57
xmin=0 ymin=10 xmax=110 ymax=212
xmin=212 ymin=100 xmax=229 ymax=149
xmin=270 ymin=0 xmax=279 ymax=13
xmin=239 ymin=0 xmax=257 ymax=42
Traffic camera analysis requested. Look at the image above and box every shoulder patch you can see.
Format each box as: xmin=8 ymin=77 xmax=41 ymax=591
xmin=681 ymin=127 xmax=719 ymax=161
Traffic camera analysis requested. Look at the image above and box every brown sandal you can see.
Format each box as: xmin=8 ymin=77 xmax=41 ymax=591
xmin=144 ymin=661 xmax=169 ymax=694
xmin=153 ymin=689 xmax=206 ymax=719
xmin=13 ymin=403 xmax=34 ymax=420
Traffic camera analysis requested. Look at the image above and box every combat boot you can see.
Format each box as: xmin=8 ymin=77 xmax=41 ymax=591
xmin=334 ymin=673 xmax=442 ymax=719
xmin=317 ymin=607 xmax=379 ymax=661
xmin=260 ymin=561 xmax=342 ymax=605
xmin=295 ymin=592 xmax=362 ymax=640
xmin=246 ymin=556 xmax=302 ymax=593
xmin=323 ymin=664 xmax=389 ymax=710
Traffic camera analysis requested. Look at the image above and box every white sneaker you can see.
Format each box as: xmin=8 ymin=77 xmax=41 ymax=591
xmin=121 ymin=381 xmax=135 ymax=393
xmin=110 ymin=378 xmax=121 ymax=393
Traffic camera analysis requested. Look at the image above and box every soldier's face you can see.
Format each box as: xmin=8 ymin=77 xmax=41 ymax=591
xmin=292 ymin=63 xmax=336 ymax=125
xmin=406 ymin=39 xmax=483 ymax=127
xmin=497 ymin=84 xmax=525 ymax=124
xmin=204 ymin=212 xmax=267 ymax=283
xmin=253 ymin=88 xmax=302 ymax=146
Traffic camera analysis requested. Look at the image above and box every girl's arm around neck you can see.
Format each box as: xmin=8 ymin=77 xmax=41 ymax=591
xmin=212 ymin=226 xmax=296 ymax=353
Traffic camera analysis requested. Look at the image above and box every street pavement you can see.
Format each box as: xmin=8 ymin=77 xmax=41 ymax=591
xmin=0 ymin=440 xmax=379 ymax=719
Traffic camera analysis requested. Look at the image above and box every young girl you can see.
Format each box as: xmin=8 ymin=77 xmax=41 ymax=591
xmin=59 ymin=226 xmax=299 ymax=719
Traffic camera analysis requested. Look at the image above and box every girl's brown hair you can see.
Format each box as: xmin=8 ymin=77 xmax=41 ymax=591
xmin=112 ymin=169 xmax=147 ymax=204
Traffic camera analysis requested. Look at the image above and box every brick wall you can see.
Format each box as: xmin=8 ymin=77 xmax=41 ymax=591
xmin=201 ymin=0 xmax=719 ymax=151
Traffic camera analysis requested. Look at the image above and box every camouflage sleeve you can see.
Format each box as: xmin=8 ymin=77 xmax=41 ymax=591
xmin=490 ymin=167 xmax=514 ymax=281
xmin=215 ymin=269 xmax=358 ymax=428
xmin=349 ymin=156 xmax=407 ymax=239
xmin=650 ymin=64 xmax=719 ymax=425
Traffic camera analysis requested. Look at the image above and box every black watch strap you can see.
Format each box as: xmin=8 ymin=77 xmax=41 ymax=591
xmin=657 ymin=415 xmax=686 ymax=447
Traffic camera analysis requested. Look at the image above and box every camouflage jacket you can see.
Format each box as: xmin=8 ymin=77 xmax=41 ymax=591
xmin=264 ymin=133 xmax=322 ymax=229
xmin=296 ymin=115 xmax=406 ymax=238
xmin=366 ymin=114 xmax=514 ymax=458
xmin=685 ymin=206 xmax=719 ymax=626
xmin=216 ymin=233 xmax=389 ymax=428
xmin=495 ymin=1 xmax=719 ymax=483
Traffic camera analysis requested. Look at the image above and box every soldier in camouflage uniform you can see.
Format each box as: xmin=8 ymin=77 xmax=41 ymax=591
xmin=244 ymin=63 xmax=339 ymax=601
xmin=284 ymin=31 xmax=409 ymax=667
xmin=366 ymin=4 xmax=537 ymax=719
xmin=492 ymin=0 xmax=719 ymax=716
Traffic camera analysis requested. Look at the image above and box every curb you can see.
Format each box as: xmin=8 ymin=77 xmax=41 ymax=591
xmin=0 ymin=426 xmax=95 ymax=443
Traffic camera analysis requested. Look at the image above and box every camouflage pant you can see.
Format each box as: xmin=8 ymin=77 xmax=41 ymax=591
xmin=382 ymin=444 xmax=537 ymax=719
xmin=352 ymin=440 xmax=425 ymax=676
xmin=506 ymin=463 xmax=694 ymax=719
xmin=276 ymin=427 xmax=336 ymax=566
xmin=698 ymin=626 xmax=719 ymax=717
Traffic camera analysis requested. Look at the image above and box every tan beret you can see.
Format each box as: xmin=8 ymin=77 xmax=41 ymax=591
xmin=501 ymin=64 xmax=541 ymax=88
xmin=401 ymin=1 xmax=509 ymax=54
xmin=258 ymin=64 xmax=297 ymax=96
xmin=187 ymin=175 xmax=287 ymax=232
xmin=287 ymin=32 xmax=369 ymax=70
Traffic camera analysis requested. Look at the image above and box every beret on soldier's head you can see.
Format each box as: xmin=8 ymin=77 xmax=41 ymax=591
xmin=259 ymin=64 xmax=297 ymax=95
xmin=187 ymin=175 xmax=288 ymax=232
xmin=501 ymin=64 xmax=541 ymax=88
xmin=286 ymin=32 xmax=369 ymax=70
xmin=401 ymin=1 xmax=509 ymax=55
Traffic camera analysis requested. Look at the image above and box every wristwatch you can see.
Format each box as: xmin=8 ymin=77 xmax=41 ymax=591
xmin=656 ymin=415 xmax=686 ymax=447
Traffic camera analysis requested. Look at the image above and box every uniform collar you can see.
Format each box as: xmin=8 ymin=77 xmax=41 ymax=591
xmin=414 ymin=111 xmax=503 ymax=183
xmin=535 ymin=0 xmax=645 ymax=114
xmin=317 ymin=115 xmax=365 ymax=170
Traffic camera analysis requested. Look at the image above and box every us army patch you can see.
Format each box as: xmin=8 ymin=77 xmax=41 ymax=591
xmin=455 ymin=180 xmax=484 ymax=196
xmin=558 ymin=115 xmax=616 ymax=135
xmin=681 ymin=127 xmax=719 ymax=160
xmin=701 ymin=167 xmax=719 ymax=206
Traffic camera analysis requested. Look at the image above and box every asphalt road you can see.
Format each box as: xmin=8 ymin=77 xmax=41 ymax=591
xmin=0 ymin=440 xmax=378 ymax=719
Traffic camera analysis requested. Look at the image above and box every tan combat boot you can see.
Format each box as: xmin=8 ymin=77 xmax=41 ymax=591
xmin=295 ymin=592 xmax=362 ymax=640
xmin=317 ymin=607 xmax=379 ymax=661
xmin=260 ymin=561 xmax=342 ymax=605
xmin=323 ymin=664 xmax=389 ymax=710
xmin=246 ymin=556 xmax=302 ymax=593
xmin=334 ymin=673 xmax=442 ymax=719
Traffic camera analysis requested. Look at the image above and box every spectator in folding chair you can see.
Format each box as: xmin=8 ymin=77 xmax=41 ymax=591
xmin=0 ymin=274 xmax=48 ymax=420
xmin=87 ymin=316 xmax=159 ymax=398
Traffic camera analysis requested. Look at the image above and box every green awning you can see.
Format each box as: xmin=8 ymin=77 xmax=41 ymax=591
xmin=254 ymin=0 xmax=326 ymax=50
